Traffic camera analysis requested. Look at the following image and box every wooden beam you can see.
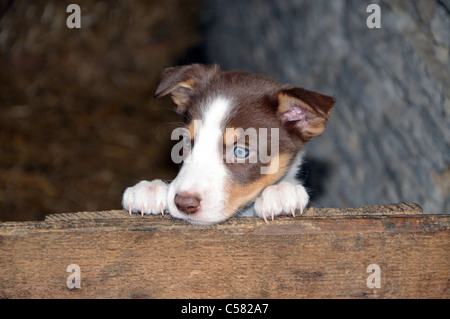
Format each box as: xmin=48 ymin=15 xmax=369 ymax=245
xmin=0 ymin=203 xmax=448 ymax=299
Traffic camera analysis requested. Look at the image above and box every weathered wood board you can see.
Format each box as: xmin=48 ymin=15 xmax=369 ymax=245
xmin=0 ymin=203 xmax=448 ymax=298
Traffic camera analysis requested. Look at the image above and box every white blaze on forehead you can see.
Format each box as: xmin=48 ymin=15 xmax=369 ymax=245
xmin=167 ymin=96 xmax=232 ymax=224
xmin=191 ymin=96 xmax=230 ymax=163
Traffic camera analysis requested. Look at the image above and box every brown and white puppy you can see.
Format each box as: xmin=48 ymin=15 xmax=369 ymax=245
xmin=122 ymin=64 xmax=335 ymax=225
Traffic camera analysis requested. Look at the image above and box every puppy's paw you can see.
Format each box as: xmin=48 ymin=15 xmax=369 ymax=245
xmin=254 ymin=182 xmax=309 ymax=222
xmin=122 ymin=180 xmax=168 ymax=216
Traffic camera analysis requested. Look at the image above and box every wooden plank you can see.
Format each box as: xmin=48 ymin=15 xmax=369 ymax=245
xmin=0 ymin=202 xmax=425 ymax=232
xmin=0 ymin=203 xmax=448 ymax=299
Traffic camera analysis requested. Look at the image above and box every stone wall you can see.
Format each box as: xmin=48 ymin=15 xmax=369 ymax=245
xmin=203 ymin=0 xmax=449 ymax=213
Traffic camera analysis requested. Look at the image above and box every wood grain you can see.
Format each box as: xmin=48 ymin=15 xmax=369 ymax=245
xmin=0 ymin=203 xmax=448 ymax=299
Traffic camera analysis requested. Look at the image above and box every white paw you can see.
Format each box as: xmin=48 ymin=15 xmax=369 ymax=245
xmin=122 ymin=180 xmax=169 ymax=216
xmin=254 ymin=182 xmax=309 ymax=222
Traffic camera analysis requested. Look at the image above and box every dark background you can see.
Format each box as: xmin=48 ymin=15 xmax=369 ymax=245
xmin=0 ymin=0 xmax=448 ymax=221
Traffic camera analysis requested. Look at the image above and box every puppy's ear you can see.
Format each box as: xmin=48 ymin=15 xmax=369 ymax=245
xmin=277 ymin=87 xmax=335 ymax=141
xmin=154 ymin=64 xmax=220 ymax=113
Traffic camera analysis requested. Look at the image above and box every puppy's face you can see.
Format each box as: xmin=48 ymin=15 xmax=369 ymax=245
xmin=155 ymin=64 xmax=334 ymax=225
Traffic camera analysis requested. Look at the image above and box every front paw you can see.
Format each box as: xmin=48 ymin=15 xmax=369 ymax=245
xmin=122 ymin=180 xmax=168 ymax=216
xmin=254 ymin=182 xmax=309 ymax=222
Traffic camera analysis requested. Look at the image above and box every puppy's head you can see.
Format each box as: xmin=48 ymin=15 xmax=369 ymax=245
xmin=155 ymin=64 xmax=335 ymax=225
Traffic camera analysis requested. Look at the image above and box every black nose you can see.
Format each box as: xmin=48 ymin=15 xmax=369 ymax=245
xmin=174 ymin=193 xmax=201 ymax=215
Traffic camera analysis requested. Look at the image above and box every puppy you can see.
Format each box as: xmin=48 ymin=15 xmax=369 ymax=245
xmin=122 ymin=64 xmax=335 ymax=225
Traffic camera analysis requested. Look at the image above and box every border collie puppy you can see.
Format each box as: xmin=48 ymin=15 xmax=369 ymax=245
xmin=122 ymin=64 xmax=335 ymax=225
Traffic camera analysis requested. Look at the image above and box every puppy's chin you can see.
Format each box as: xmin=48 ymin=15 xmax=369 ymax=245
xmin=181 ymin=214 xmax=229 ymax=226
xmin=167 ymin=199 xmax=233 ymax=225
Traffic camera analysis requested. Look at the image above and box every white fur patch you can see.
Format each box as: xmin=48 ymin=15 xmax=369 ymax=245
xmin=167 ymin=96 xmax=231 ymax=225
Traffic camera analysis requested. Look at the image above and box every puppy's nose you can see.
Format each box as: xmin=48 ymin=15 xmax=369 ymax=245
xmin=174 ymin=193 xmax=201 ymax=215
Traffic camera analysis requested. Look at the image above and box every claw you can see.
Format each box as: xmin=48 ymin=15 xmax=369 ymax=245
xmin=298 ymin=206 xmax=304 ymax=216
xmin=271 ymin=209 xmax=275 ymax=221
xmin=262 ymin=211 xmax=268 ymax=224
xmin=291 ymin=208 xmax=296 ymax=217
xmin=128 ymin=205 xmax=132 ymax=216
xmin=160 ymin=203 xmax=165 ymax=216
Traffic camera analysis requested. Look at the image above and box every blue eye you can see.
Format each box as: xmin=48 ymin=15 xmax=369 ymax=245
xmin=234 ymin=147 xmax=250 ymax=158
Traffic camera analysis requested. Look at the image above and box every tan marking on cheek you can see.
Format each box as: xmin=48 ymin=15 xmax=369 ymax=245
xmin=223 ymin=153 xmax=292 ymax=217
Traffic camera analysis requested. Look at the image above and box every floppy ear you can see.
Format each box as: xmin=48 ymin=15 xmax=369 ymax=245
xmin=154 ymin=64 xmax=220 ymax=113
xmin=277 ymin=87 xmax=335 ymax=141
